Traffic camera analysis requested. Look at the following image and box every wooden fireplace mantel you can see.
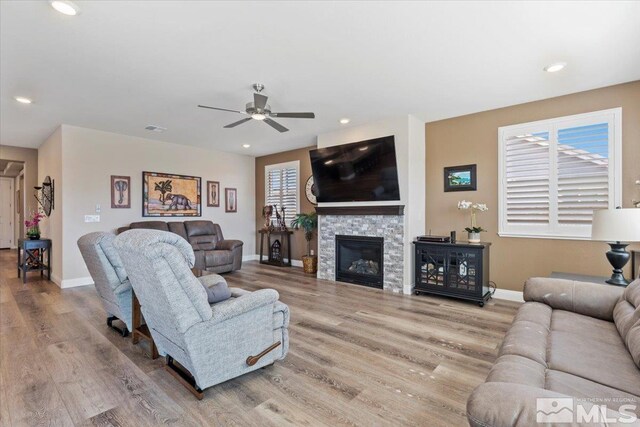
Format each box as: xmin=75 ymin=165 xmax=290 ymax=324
xmin=314 ymin=205 xmax=405 ymax=216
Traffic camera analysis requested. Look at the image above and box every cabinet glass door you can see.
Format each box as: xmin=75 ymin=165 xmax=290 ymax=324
xmin=447 ymin=250 xmax=479 ymax=294
xmin=418 ymin=247 xmax=447 ymax=288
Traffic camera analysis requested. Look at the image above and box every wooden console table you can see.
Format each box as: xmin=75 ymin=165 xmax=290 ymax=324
xmin=17 ymin=238 xmax=52 ymax=284
xmin=259 ymin=229 xmax=293 ymax=267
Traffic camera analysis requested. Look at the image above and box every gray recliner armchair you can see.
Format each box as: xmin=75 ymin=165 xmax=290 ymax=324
xmin=77 ymin=232 xmax=133 ymax=336
xmin=113 ymin=229 xmax=289 ymax=399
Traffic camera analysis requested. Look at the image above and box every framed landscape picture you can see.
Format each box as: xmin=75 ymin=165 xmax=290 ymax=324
xmin=207 ymin=181 xmax=220 ymax=207
xmin=143 ymin=171 xmax=201 ymax=217
xmin=225 ymin=188 xmax=237 ymax=213
xmin=444 ymin=164 xmax=477 ymax=192
xmin=111 ymin=175 xmax=131 ymax=208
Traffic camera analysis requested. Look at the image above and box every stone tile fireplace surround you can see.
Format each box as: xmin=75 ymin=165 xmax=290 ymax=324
xmin=317 ymin=214 xmax=405 ymax=292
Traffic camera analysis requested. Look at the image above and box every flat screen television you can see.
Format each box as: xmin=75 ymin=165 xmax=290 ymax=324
xmin=309 ymin=135 xmax=400 ymax=202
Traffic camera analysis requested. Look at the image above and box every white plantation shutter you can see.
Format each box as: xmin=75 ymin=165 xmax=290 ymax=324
xmin=265 ymin=161 xmax=299 ymax=224
xmin=499 ymin=108 xmax=621 ymax=239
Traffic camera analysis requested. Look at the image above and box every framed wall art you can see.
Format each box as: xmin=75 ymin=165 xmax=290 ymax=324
xmin=207 ymin=181 xmax=220 ymax=207
xmin=111 ymin=175 xmax=131 ymax=208
xmin=225 ymin=188 xmax=237 ymax=213
xmin=142 ymin=171 xmax=201 ymax=217
xmin=444 ymin=164 xmax=477 ymax=192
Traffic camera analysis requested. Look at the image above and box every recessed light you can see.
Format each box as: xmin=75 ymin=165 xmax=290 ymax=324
xmin=50 ymin=0 xmax=80 ymax=15
xmin=544 ymin=62 xmax=566 ymax=73
xmin=242 ymin=144 xmax=251 ymax=148
xmin=339 ymin=118 xmax=350 ymax=124
xmin=14 ymin=96 xmax=33 ymax=104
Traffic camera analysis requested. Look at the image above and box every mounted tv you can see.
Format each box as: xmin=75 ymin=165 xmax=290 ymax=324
xmin=310 ymin=135 xmax=400 ymax=203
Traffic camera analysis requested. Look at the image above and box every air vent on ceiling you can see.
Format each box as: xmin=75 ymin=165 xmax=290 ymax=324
xmin=145 ymin=125 xmax=166 ymax=132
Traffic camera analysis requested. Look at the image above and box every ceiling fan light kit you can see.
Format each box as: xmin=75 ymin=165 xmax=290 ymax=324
xmin=198 ymin=83 xmax=315 ymax=133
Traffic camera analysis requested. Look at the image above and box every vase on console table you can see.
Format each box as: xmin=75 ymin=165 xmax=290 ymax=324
xmin=467 ymin=231 xmax=480 ymax=243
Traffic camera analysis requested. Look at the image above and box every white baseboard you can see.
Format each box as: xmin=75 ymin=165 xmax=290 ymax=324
xmin=493 ymin=288 xmax=524 ymax=302
xmin=60 ymin=276 xmax=94 ymax=289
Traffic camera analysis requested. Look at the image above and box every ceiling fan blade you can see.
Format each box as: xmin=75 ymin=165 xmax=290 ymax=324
xmin=223 ymin=117 xmax=253 ymax=128
xmin=198 ymin=105 xmax=246 ymax=114
xmin=270 ymin=112 xmax=315 ymax=119
xmin=264 ymin=118 xmax=289 ymax=133
xmin=254 ymin=93 xmax=268 ymax=110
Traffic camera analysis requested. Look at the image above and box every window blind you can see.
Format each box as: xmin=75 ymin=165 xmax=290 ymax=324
xmin=499 ymin=108 xmax=621 ymax=239
xmin=266 ymin=163 xmax=298 ymax=224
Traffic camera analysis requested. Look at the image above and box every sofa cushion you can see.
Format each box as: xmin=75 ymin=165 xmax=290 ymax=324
xmin=548 ymin=329 xmax=640 ymax=397
xmin=205 ymin=250 xmax=232 ymax=267
xmin=614 ymin=279 xmax=640 ymax=367
xmin=130 ymin=221 xmax=169 ymax=231
xmin=185 ymin=221 xmax=219 ymax=251
xmin=167 ymin=222 xmax=188 ymax=241
xmin=552 ymin=309 xmax=623 ymax=346
xmin=545 ymin=370 xmax=640 ymax=416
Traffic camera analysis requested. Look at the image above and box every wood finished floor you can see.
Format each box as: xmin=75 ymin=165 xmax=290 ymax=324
xmin=0 ymin=249 xmax=520 ymax=426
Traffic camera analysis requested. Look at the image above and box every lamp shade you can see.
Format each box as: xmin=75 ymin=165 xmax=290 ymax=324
xmin=591 ymin=209 xmax=640 ymax=242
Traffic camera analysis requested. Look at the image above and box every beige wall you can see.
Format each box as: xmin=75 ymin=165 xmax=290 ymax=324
xmin=255 ymin=146 xmax=316 ymax=261
xmin=37 ymin=128 xmax=63 ymax=283
xmin=40 ymin=125 xmax=256 ymax=286
xmin=0 ymin=144 xmax=38 ymax=239
xmin=425 ymin=81 xmax=640 ymax=292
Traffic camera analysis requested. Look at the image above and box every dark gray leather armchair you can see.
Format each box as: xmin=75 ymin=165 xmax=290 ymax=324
xmin=117 ymin=220 xmax=243 ymax=273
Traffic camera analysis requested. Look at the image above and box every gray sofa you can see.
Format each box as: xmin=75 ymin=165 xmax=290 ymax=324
xmin=467 ymin=277 xmax=640 ymax=426
xmin=113 ymin=229 xmax=289 ymax=398
xmin=77 ymin=232 xmax=133 ymax=335
xmin=117 ymin=220 xmax=243 ymax=274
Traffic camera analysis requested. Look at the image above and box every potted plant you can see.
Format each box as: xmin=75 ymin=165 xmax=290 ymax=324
xmin=457 ymin=200 xmax=488 ymax=243
xmin=25 ymin=210 xmax=45 ymax=240
xmin=290 ymin=212 xmax=318 ymax=274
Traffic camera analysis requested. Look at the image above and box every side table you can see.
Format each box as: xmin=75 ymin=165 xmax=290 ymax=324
xmin=131 ymin=290 xmax=158 ymax=359
xmin=17 ymin=238 xmax=52 ymax=284
xmin=259 ymin=229 xmax=293 ymax=267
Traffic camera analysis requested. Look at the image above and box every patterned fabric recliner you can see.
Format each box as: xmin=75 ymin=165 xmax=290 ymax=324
xmin=113 ymin=229 xmax=289 ymax=399
xmin=77 ymin=232 xmax=133 ymax=336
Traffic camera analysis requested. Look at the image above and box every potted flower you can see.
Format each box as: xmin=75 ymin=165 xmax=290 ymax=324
xmin=457 ymin=200 xmax=488 ymax=243
xmin=290 ymin=212 xmax=318 ymax=274
xmin=25 ymin=210 xmax=45 ymax=240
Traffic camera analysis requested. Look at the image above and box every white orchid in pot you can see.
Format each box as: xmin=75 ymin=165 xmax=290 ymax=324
xmin=457 ymin=200 xmax=488 ymax=243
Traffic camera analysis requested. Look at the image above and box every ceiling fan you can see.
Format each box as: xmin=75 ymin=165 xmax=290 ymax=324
xmin=198 ymin=83 xmax=315 ymax=133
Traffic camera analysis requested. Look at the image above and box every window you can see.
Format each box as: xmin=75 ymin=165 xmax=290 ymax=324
xmin=265 ymin=160 xmax=299 ymax=225
xmin=499 ymin=108 xmax=621 ymax=239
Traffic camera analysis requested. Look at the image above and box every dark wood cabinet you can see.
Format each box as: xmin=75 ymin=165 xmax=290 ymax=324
xmin=413 ymin=241 xmax=491 ymax=306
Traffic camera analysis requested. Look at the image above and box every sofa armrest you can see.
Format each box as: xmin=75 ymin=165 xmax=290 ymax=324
xmin=467 ymin=382 xmax=631 ymax=427
xmin=524 ymin=277 xmax=623 ymax=321
xmin=215 ymin=239 xmax=243 ymax=251
xmin=209 ymin=289 xmax=279 ymax=324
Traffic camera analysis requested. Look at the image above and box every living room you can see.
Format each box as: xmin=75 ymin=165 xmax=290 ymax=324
xmin=1 ymin=1 xmax=639 ymax=426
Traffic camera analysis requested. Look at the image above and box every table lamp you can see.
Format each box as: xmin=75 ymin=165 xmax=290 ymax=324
xmin=591 ymin=208 xmax=640 ymax=286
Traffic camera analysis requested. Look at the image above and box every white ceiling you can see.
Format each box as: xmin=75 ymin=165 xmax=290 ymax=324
xmin=1 ymin=1 xmax=639 ymax=157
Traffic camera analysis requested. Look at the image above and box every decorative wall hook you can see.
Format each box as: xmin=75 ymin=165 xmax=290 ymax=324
xmin=35 ymin=176 xmax=54 ymax=216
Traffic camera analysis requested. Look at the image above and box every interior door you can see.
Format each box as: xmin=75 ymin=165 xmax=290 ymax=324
xmin=0 ymin=178 xmax=14 ymax=248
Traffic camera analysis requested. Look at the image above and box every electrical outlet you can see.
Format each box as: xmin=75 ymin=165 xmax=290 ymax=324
xmin=84 ymin=215 xmax=100 ymax=223
xmin=96 ymin=204 xmax=101 ymax=213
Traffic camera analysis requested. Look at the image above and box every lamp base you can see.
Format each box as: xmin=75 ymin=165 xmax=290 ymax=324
xmin=605 ymin=242 xmax=630 ymax=287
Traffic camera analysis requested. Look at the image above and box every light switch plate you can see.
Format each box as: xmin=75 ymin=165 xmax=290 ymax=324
xmin=84 ymin=215 xmax=100 ymax=223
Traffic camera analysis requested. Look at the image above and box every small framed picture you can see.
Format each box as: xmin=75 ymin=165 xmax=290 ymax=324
xmin=207 ymin=181 xmax=220 ymax=207
xmin=111 ymin=175 xmax=131 ymax=208
xmin=444 ymin=164 xmax=477 ymax=192
xmin=225 ymin=188 xmax=237 ymax=213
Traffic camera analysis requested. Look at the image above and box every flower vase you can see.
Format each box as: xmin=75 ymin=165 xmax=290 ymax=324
xmin=467 ymin=231 xmax=480 ymax=243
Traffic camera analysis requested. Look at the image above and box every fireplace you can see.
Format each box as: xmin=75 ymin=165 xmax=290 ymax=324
xmin=335 ymin=235 xmax=384 ymax=288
